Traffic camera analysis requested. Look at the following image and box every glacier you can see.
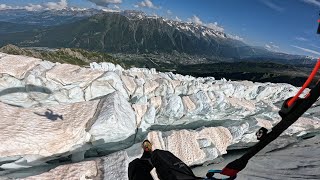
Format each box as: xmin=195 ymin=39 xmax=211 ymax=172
xmin=0 ymin=52 xmax=319 ymax=179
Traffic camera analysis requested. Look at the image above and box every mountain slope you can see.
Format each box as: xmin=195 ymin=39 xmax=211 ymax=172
xmin=0 ymin=21 xmax=40 ymax=34
xmin=0 ymin=44 xmax=119 ymax=66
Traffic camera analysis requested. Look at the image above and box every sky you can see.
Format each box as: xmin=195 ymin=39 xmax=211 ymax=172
xmin=0 ymin=0 xmax=320 ymax=57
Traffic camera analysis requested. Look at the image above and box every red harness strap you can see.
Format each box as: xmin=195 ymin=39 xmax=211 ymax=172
xmin=287 ymin=59 xmax=320 ymax=107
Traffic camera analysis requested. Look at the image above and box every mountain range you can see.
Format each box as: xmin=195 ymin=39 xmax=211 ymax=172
xmin=0 ymin=8 xmax=101 ymax=26
xmin=0 ymin=9 xmax=315 ymax=65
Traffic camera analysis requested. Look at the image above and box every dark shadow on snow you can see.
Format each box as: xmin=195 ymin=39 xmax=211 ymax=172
xmin=0 ymin=84 xmax=52 ymax=97
xmin=34 ymin=109 xmax=63 ymax=121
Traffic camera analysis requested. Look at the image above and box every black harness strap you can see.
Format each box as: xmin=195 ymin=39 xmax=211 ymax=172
xmin=221 ymin=70 xmax=320 ymax=177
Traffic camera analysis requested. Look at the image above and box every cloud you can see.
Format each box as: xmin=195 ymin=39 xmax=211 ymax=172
xmin=265 ymin=42 xmax=280 ymax=51
xmin=260 ymin=0 xmax=284 ymax=12
xmin=135 ymin=0 xmax=160 ymax=9
xmin=267 ymin=44 xmax=280 ymax=49
xmin=207 ymin=22 xmax=224 ymax=32
xmin=295 ymin=37 xmax=309 ymax=41
xmin=0 ymin=0 xmax=70 ymax=11
xmin=311 ymin=44 xmax=320 ymax=49
xmin=228 ymin=34 xmax=244 ymax=41
xmin=187 ymin=15 xmax=203 ymax=25
xmin=167 ymin=10 xmax=172 ymax=15
xmin=101 ymin=8 xmax=120 ymax=12
xmin=45 ymin=0 xmax=68 ymax=10
xmin=0 ymin=3 xmax=41 ymax=11
xmin=187 ymin=15 xmax=225 ymax=32
xmin=301 ymin=0 xmax=320 ymax=7
xmin=25 ymin=4 xmax=43 ymax=11
xmin=291 ymin=45 xmax=320 ymax=55
xmin=88 ymin=0 xmax=122 ymax=7
xmin=0 ymin=4 xmax=13 ymax=10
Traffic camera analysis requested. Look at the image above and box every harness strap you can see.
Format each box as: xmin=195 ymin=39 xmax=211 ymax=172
xmin=287 ymin=60 xmax=320 ymax=107
xmin=221 ymin=60 xmax=320 ymax=177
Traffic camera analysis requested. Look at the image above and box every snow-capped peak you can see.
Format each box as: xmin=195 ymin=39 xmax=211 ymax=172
xmin=120 ymin=10 xmax=241 ymax=40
